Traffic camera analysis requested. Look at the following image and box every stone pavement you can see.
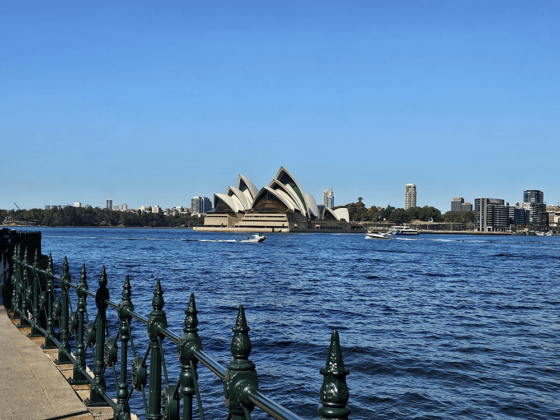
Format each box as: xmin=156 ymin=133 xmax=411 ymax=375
xmin=0 ymin=305 xmax=94 ymax=420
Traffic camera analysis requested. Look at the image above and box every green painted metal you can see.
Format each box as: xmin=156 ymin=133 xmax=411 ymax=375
xmin=86 ymin=266 xmax=110 ymax=406
xmin=177 ymin=293 xmax=203 ymax=420
xmin=115 ymin=275 xmax=134 ymax=420
xmin=318 ymin=331 xmax=351 ymax=420
xmin=17 ymin=249 xmax=31 ymax=328
xmin=42 ymin=254 xmax=57 ymax=349
xmin=10 ymin=244 xmax=21 ymax=320
xmin=55 ymin=256 xmax=73 ymax=364
xmin=224 ymin=305 xmax=259 ymax=420
xmin=147 ymin=279 xmax=168 ymax=420
xmin=29 ymin=251 xmax=42 ymax=337
xmin=69 ymin=264 xmax=89 ymax=385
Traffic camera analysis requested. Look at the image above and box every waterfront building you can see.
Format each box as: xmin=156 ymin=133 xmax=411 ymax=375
xmin=322 ymin=188 xmax=334 ymax=208
xmin=405 ymin=184 xmax=417 ymax=210
xmin=139 ymin=205 xmax=146 ymax=212
xmin=106 ymin=198 xmax=113 ymax=210
xmin=462 ymin=202 xmax=473 ymax=212
xmin=547 ymin=206 xmax=560 ymax=227
xmin=122 ymin=203 xmax=128 ymax=211
xmin=474 ymin=198 xmax=509 ymax=232
xmin=191 ymin=196 xmax=212 ymax=215
xmin=523 ymin=190 xmax=544 ymax=203
xmin=199 ymin=166 xmax=360 ymax=232
xmin=508 ymin=206 xmax=530 ymax=227
xmin=517 ymin=190 xmax=548 ymax=228
xmin=451 ymin=197 xmax=464 ymax=212
xmin=74 ymin=202 xmax=81 ymax=208
xmin=153 ymin=205 xmax=161 ymax=214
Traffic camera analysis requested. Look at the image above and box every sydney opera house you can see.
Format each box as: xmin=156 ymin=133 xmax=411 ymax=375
xmin=194 ymin=166 xmax=363 ymax=233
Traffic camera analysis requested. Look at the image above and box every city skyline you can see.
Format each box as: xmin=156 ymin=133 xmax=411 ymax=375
xmin=2 ymin=1 xmax=559 ymax=211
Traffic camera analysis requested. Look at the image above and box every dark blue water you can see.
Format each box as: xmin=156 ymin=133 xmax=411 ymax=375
xmin=19 ymin=227 xmax=560 ymax=419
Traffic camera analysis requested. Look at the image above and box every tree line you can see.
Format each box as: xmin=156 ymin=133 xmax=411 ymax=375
xmin=0 ymin=207 xmax=203 ymax=228
xmin=335 ymin=201 xmax=474 ymax=224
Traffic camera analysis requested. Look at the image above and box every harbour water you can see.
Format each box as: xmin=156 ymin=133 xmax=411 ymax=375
xmin=17 ymin=227 xmax=560 ymax=419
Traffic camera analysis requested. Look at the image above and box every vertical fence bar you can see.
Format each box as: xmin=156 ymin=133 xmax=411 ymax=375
xmin=29 ymin=251 xmax=42 ymax=337
xmin=17 ymin=249 xmax=31 ymax=328
xmin=115 ymin=275 xmax=134 ymax=420
xmin=87 ymin=266 xmax=110 ymax=406
xmin=318 ymin=331 xmax=351 ymax=420
xmin=9 ymin=244 xmax=20 ymax=320
xmin=42 ymin=254 xmax=57 ymax=349
xmin=147 ymin=280 xmax=167 ymax=420
xmin=224 ymin=305 xmax=258 ymax=420
xmin=56 ymin=256 xmax=73 ymax=365
xmin=69 ymin=264 xmax=89 ymax=385
xmin=178 ymin=293 xmax=203 ymax=420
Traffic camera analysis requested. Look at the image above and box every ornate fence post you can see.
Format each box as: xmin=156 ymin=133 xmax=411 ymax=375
xmin=178 ymin=293 xmax=203 ymax=420
xmin=115 ymin=275 xmax=134 ymax=420
xmin=10 ymin=244 xmax=21 ymax=320
xmin=224 ymin=305 xmax=259 ymax=420
xmin=147 ymin=280 xmax=167 ymax=420
xmin=29 ymin=251 xmax=42 ymax=337
xmin=318 ymin=331 xmax=350 ymax=420
xmin=42 ymin=254 xmax=57 ymax=349
xmin=56 ymin=256 xmax=73 ymax=365
xmin=17 ymin=249 xmax=31 ymax=328
xmin=70 ymin=264 xmax=89 ymax=385
xmin=87 ymin=266 xmax=110 ymax=406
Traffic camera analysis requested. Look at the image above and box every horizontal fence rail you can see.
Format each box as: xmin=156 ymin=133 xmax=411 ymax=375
xmin=5 ymin=237 xmax=351 ymax=420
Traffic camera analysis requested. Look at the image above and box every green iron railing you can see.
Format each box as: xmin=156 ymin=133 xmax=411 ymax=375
xmin=6 ymin=241 xmax=351 ymax=420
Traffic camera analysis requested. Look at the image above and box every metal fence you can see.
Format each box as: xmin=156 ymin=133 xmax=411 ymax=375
xmin=6 ymin=240 xmax=351 ymax=420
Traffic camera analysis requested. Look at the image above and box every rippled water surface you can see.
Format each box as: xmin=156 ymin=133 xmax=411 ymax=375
xmin=20 ymin=227 xmax=560 ymax=419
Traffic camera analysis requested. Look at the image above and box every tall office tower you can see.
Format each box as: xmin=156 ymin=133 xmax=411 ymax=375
xmin=122 ymin=203 xmax=128 ymax=211
xmin=405 ymin=184 xmax=417 ymax=210
xmin=106 ymin=198 xmax=113 ymax=210
xmin=191 ymin=196 xmax=212 ymax=215
xmin=322 ymin=188 xmax=334 ymax=208
xmin=523 ymin=190 xmax=544 ymax=203
xmin=521 ymin=190 xmax=547 ymax=228
xmin=462 ymin=202 xmax=473 ymax=212
xmin=474 ymin=198 xmax=509 ymax=232
xmin=74 ymin=202 xmax=82 ymax=208
xmin=451 ymin=197 xmax=464 ymax=212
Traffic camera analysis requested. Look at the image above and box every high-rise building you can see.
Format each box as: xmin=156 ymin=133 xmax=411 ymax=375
xmin=322 ymin=188 xmax=334 ymax=208
xmin=153 ymin=205 xmax=161 ymax=214
xmin=122 ymin=203 xmax=128 ymax=211
xmin=451 ymin=197 xmax=464 ymax=212
xmin=523 ymin=190 xmax=544 ymax=203
xmin=45 ymin=205 xmax=51 ymax=210
xmin=191 ymin=196 xmax=212 ymax=215
xmin=508 ymin=206 xmax=530 ymax=227
xmin=113 ymin=205 xmax=120 ymax=211
xmin=74 ymin=202 xmax=82 ymax=208
xmin=405 ymin=184 xmax=417 ymax=210
xmin=462 ymin=202 xmax=473 ymax=212
xmin=474 ymin=198 xmax=509 ymax=232
xmin=106 ymin=198 xmax=113 ymax=210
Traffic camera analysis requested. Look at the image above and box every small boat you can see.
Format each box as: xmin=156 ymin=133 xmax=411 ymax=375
xmin=545 ymin=231 xmax=553 ymax=236
xmin=387 ymin=225 xmax=419 ymax=236
xmin=365 ymin=232 xmax=392 ymax=240
xmin=241 ymin=234 xmax=267 ymax=243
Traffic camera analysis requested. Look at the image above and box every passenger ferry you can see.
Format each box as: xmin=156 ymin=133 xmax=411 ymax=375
xmin=387 ymin=225 xmax=420 ymax=236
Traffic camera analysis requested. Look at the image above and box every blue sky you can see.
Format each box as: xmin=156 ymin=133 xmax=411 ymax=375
xmin=1 ymin=1 xmax=559 ymax=211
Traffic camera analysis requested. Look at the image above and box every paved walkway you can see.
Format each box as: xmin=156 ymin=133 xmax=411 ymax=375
xmin=0 ymin=306 xmax=93 ymax=420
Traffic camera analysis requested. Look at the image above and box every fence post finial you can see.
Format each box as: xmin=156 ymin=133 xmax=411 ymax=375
xmin=318 ymin=330 xmax=351 ymax=419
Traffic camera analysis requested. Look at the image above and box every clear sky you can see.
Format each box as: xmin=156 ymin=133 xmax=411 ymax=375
xmin=1 ymin=1 xmax=559 ymax=212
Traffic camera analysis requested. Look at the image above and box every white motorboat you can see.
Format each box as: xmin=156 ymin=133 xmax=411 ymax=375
xmin=241 ymin=234 xmax=267 ymax=243
xmin=365 ymin=232 xmax=392 ymax=240
xmin=387 ymin=225 xmax=419 ymax=236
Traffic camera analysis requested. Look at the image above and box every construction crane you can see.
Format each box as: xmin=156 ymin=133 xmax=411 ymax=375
xmin=14 ymin=202 xmax=21 ymax=210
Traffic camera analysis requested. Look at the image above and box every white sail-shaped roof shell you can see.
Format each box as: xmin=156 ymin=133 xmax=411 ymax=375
xmin=323 ymin=207 xmax=340 ymax=220
xmin=227 ymin=186 xmax=251 ymax=210
xmin=252 ymin=187 xmax=298 ymax=212
xmin=334 ymin=208 xmax=350 ymax=222
xmin=272 ymin=166 xmax=308 ymax=217
xmin=214 ymin=193 xmax=242 ymax=213
xmin=305 ymin=194 xmax=319 ymax=218
xmin=238 ymin=175 xmax=258 ymax=202
xmin=267 ymin=179 xmax=302 ymax=214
